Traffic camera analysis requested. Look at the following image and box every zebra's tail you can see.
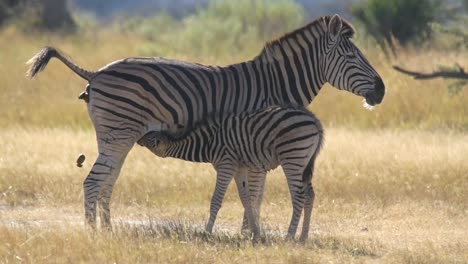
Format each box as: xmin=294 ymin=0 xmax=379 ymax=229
xmin=302 ymin=120 xmax=325 ymax=184
xmin=26 ymin=46 xmax=95 ymax=81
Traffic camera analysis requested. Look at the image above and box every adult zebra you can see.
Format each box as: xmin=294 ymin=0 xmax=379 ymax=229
xmin=137 ymin=105 xmax=324 ymax=241
xmin=27 ymin=15 xmax=385 ymax=229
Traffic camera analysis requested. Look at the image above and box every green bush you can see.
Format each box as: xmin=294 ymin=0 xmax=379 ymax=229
xmin=121 ymin=0 xmax=305 ymax=59
xmin=0 ymin=0 xmax=75 ymax=32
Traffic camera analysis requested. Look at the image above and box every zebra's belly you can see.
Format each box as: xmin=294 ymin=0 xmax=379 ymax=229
xmin=243 ymin=163 xmax=278 ymax=172
xmin=238 ymin=151 xmax=279 ymax=171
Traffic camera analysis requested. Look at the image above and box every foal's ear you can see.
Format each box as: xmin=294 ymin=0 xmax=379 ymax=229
xmin=155 ymin=138 xmax=162 ymax=146
xmin=328 ymin=14 xmax=343 ymax=40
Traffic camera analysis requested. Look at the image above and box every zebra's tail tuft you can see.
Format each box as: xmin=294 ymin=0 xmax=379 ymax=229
xmin=26 ymin=46 xmax=57 ymax=78
xmin=26 ymin=46 xmax=95 ymax=81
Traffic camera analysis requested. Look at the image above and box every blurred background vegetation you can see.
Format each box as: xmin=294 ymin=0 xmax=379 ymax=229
xmin=0 ymin=0 xmax=467 ymax=129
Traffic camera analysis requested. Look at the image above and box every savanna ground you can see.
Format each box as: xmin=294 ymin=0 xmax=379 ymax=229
xmin=1 ymin=14 xmax=468 ymax=264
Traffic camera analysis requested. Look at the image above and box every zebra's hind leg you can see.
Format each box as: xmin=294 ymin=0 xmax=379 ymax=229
xmin=282 ymin=165 xmax=306 ymax=240
xmin=235 ymin=169 xmax=260 ymax=240
xmin=97 ymin=153 xmax=128 ymax=231
xmin=83 ymin=138 xmax=132 ymax=230
xmin=205 ymin=162 xmax=237 ymax=234
xmin=299 ymin=182 xmax=314 ymax=242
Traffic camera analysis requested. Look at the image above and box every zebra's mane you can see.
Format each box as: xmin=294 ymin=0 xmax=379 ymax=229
xmin=258 ymin=15 xmax=355 ymax=60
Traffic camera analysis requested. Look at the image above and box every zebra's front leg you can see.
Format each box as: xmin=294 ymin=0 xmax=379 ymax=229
xmin=241 ymin=170 xmax=266 ymax=233
xmin=205 ymin=163 xmax=237 ymax=234
xmin=235 ymin=169 xmax=260 ymax=239
xmin=83 ymin=141 xmax=132 ymax=230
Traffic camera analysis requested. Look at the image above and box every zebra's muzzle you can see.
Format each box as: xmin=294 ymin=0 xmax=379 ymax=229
xmin=365 ymin=77 xmax=385 ymax=106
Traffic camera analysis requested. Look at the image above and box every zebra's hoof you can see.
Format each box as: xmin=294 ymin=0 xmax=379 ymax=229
xmin=76 ymin=154 xmax=86 ymax=167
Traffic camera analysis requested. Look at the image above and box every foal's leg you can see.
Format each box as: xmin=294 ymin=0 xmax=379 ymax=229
xmin=282 ymin=164 xmax=306 ymax=240
xmin=241 ymin=170 xmax=266 ymax=233
xmin=299 ymin=182 xmax=315 ymax=242
xmin=205 ymin=162 xmax=237 ymax=233
xmin=235 ymin=169 xmax=260 ymax=239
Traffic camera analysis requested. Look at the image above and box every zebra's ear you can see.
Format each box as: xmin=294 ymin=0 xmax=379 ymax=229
xmin=328 ymin=14 xmax=343 ymax=40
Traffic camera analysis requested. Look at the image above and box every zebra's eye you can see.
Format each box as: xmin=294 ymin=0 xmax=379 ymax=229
xmin=344 ymin=51 xmax=357 ymax=60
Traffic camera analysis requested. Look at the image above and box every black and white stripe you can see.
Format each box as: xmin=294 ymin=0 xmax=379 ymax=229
xmin=27 ymin=15 xmax=383 ymax=229
xmin=138 ymin=105 xmax=324 ymax=241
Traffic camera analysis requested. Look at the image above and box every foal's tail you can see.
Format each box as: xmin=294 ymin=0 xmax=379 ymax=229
xmin=302 ymin=116 xmax=325 ymax=184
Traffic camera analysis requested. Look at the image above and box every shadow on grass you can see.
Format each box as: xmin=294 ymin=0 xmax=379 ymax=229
xmin=309 ymin=235 xmax=382 ymax=257
xmin=112 ymin=218 xmax=383 ymax=257
xmin=113 ymin=219 xmax=282 ymax=247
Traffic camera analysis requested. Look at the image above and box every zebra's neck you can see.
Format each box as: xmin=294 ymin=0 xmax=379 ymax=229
xmin=163 ymin=120 xmax=218 ymax=163
xmin=220 ymin=33 xmax=327 ymax=109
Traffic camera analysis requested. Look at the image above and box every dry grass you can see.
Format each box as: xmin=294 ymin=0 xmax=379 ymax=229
xmin=0 ymin=128 xmax=467 ymax=263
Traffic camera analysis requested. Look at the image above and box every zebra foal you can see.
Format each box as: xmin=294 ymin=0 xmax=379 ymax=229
xmin=138 ymin=105 xmax=324 ymax=241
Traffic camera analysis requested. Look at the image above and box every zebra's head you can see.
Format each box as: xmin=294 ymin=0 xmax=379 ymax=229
xmin=137 ymin=131 xmax=168 ymax=157
xmin=322 ymin=15 xmax=385 ymax=108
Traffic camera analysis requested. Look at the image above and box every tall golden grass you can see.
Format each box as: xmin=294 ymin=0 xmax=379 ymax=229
xmin=0 ymin=25 xmax=467 ymax=129
xmin=1 ymin=128 xmax=467 ymax=208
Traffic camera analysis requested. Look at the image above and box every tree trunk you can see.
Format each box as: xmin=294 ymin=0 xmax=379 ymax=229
xmin=40 ymin=0 xmax=76 ymax=31
xmin=0 ymin=0 xmax=76 ymax=31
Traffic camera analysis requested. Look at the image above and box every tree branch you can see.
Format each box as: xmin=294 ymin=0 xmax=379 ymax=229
xmin=393 ymin=65 xmax=468 ymax=80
